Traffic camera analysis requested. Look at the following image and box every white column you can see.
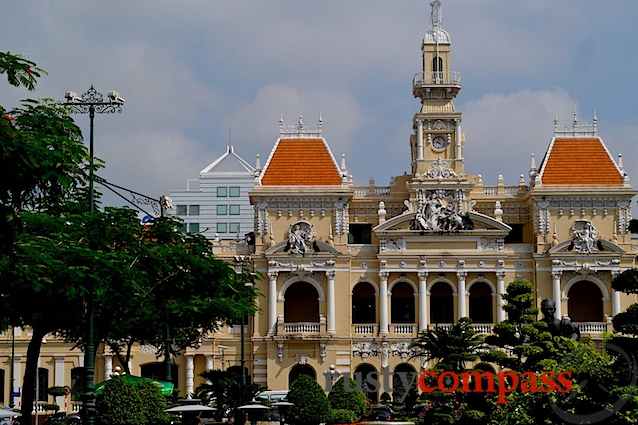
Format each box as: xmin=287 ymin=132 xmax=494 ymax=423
xmin=326 ymin=270 xmax=336 ymax=334
xmin=496 ymin=271 xmax=506 ymax=322
xmin=455 ymin=119 xmax=462 ymax=159
xmin=417 ymin=119 xmax=424 ymax=160
xmin=185 ymin=354 xmax=195 ymax=396
xmin=379 ymin=271 xmax=389 ymax=335
xmin=418 ymin=271 xmax=428 ymax=332
xmin=54 ymin=356 xmax=65 ymax=411
xmin=205 ymin=355 xmax=213 ymax=371
xmin=103 ymin=355 xmax=113 ymax=380
xmin=552 ymin=271 xmax=563 ymax=319
xmin=268 ymin=271 xmax=278 ymax=335
xmin=457 ymin=271 xmax=467 ymax=319
xmin=13 ymin=355 xmax=21 ymax=407
xmin=612 ymin=289 xmax=621 ymax=316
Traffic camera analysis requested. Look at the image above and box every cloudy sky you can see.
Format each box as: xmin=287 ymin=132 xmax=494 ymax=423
xmin=3 ymin=1 xmax=638 ymax=208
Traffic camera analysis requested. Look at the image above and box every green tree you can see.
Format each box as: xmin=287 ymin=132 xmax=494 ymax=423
xmin=410 ymin=318 xmax=488 ymax=425
xmin=287 ymin=374 xmax=330 ymax=425
xmin=328 ymin=376 xmax=369 ymax=420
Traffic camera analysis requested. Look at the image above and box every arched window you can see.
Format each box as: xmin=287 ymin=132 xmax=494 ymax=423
xmin=391 ymin=282 xmax=415 ymax=324
xmin=469 ymin=282 xmax=493 ymax=323
xmin=289 ymin=364 xmax=316 ymax=388
xmin=352 ymin=282 xmax=376 ymax=323
xmin=430 ymin=282 xmax=454 ymax=323
xmin=284 ymin=282 xmax=319 ymax=322
xmin=432 ymin=56 xmax=444 ymax=82
xmin=568 ymin=281 xmax=603 ymax=322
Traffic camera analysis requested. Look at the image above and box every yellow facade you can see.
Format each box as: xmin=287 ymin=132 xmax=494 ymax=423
xmin=2 ymin=0 xmax=637 ymax=410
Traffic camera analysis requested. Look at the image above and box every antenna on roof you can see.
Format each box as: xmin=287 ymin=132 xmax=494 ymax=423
xmin=228 ymin=127 xmax=232 ymax=151
xmin=298 ymin=92 xmax=303 ymax=128
xmin=573 ymin=99 xmax=578 ymax=126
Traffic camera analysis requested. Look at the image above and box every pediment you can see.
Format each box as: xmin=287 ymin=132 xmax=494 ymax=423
xmin=548 ymin=239 xmax=625 ymax=254
xmin=373 ymin=211 xmax=511 ymax=235
xmin=264 ymin=239 xmax=341 ymax=255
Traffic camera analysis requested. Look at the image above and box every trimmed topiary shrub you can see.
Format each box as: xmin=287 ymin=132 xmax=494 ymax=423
xmin=328 ymin=377 xmax=369 ymax=420
xmin=47 ymin=386 xmax=69 ymax=397
xmin=287 ymin=374 xmax=330 ymax=425
xmin=136 ymin=381 xmax=172 ymax=425
xmin=327 ymin=409 xmax=359 ymax=424
xmin=96 ymin=376 xmax=145 ymax=425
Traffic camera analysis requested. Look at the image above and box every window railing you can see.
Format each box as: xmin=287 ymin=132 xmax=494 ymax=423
xmin=282 ymin=322 xmax=321 ymax=334
xmin=352 ymin=324 xmax=378 ymax=335
xmin=390 ymin=324 xmax=416 ymax=336
xmin=576 ymin=322 xmax=610 ymax=334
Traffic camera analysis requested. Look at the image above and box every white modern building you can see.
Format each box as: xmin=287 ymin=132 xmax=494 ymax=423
xmin=168 ymin=145 xmax=256 ymax=241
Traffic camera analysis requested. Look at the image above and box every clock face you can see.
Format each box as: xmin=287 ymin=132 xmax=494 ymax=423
xmin=432 ymin=136 xmax=447 ymax=150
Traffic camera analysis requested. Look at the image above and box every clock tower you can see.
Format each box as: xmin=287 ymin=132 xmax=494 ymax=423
xmin=408 ymin=0 xmax=470 ymax=210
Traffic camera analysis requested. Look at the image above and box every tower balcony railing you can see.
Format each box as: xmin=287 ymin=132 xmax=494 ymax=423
xmin=413 ymin=71 xmax=462 ymax=88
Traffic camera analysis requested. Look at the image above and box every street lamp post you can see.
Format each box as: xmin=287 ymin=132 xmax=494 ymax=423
xmin=9 ymin=327 xmax=15 ymax=408
xmin=65 ymin=86 xmax=124 ymax=425
xmin=240 ymin=282 xmax=254 ymax=388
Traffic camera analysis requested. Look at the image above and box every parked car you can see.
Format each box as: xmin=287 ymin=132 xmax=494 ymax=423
xmin=43 ymin=413 xmax=80 ymax=425
xmin=364 ymin=405 xmax=394 ymax=422
xmin=0 ymin=416 xmax=19 ymax=425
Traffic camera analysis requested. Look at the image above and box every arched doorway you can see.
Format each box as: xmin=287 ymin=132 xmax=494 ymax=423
xmin=391 ymin=282 xmax=415 ymax=324
xmin=352 ymin=282 xmax=376 ymax=323
xmin=568 ymin=281 xmax=604 ymax=322
xmin=430 ymin=282 xmax=454 ymax=324
xmin=393 ymin=364 xmax=418 ymax=408
xmin=353 ymin=364 xmax=378 ymax=403
xmin=289 ymin=364 xmax=316 ymax=388
xmin=284 ymin=282 xmax=319 ymax=322
xmin=469 ymin=281 xmax=493 ymax=323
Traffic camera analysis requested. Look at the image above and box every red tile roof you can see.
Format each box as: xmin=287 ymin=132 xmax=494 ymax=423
xmin=260 ymin=138 xmax=343 ymax=186
xmin=540 ymin=137 xmax=623 ymax=185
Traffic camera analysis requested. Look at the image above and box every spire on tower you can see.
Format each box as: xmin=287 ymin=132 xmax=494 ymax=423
xmin=429 ymin=0 xmax=442 ymax=30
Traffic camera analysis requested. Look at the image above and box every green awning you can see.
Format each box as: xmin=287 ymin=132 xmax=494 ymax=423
xmin=95 ymin=374 xmax=174 ymax=396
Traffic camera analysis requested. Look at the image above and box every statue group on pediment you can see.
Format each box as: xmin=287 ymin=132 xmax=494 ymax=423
xmin=569 ymin=220 xmax=600 ymax=254
xmin=284 ymin=221 xmax=317 ymax=255
xmin=410 ymin=192 xmax=473 ymax=232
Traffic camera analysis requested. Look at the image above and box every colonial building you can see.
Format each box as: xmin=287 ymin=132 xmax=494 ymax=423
xmin=209 ymin=0 xmax=637 ymax=395
xmin=2 ymin=0 xmax=637 ymax=410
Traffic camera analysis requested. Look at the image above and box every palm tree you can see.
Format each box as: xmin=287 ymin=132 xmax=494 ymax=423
xmin=410 ymin=317 xmax=483 ymax=373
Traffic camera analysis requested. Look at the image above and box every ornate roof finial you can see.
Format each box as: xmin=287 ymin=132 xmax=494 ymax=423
xmin=430 ymin=0 xmax=442 ymax=30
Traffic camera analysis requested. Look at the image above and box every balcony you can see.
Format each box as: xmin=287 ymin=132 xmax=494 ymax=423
xmin=576 ymin=322 xmax=611 ymax=335
xmin=352 ymin=324 xmax=378 ymax=336
xmin=413 ymin=71 xmax=461 ymax=88
xmin=390 ymin=324 xmax=417 ymax=337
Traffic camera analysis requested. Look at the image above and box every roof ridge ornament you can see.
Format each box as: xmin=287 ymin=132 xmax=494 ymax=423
xmin=554 ymin=112 xmax=598 ymax=138
xmin=279 ymin=115 xmax=323 ymax=138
